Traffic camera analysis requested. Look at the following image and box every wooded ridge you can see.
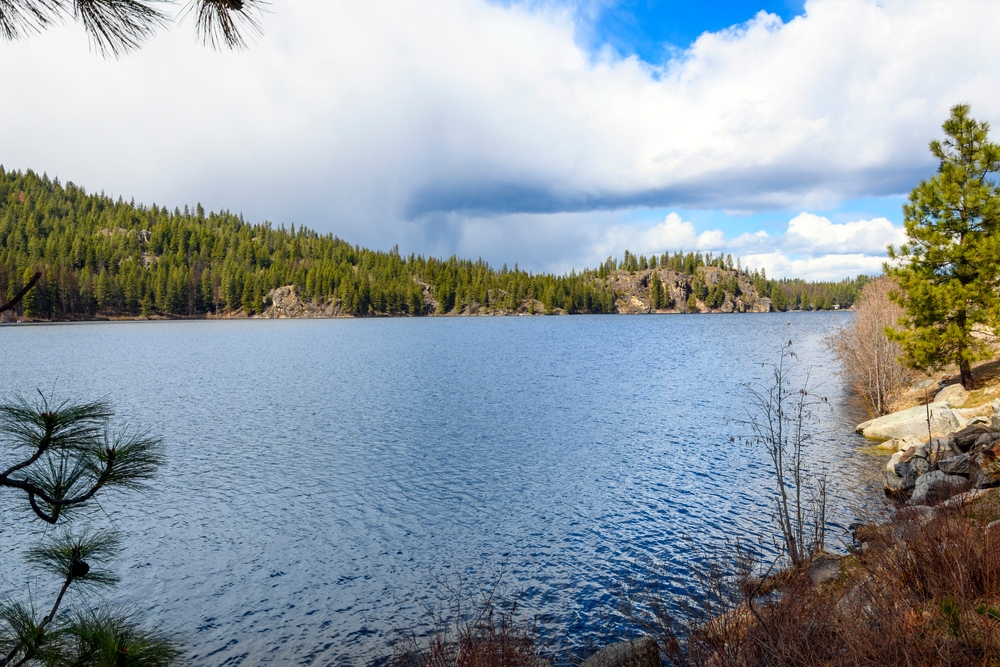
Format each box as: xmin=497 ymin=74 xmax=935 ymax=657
xmin=0 ymin=168 xmax=866 ymax=320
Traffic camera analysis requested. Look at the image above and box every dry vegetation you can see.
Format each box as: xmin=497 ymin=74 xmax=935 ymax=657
xmin=827 ymin=277 xmax=912 ymax=416
xmin=384 ymin=571 xmax=542 ymax=667
xmin=618 ymin=495 xmax=1000 ymax=667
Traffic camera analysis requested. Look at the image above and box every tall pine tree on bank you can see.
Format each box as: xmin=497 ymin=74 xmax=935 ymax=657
xmin=888 ymin=105 xmax=1000 ymax=390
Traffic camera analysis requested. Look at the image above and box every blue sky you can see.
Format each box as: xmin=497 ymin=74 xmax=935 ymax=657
xmin=584 ymin=0 xmax=805 ymax=62
xmin=3 ymin=0 xmax=998 ymax=280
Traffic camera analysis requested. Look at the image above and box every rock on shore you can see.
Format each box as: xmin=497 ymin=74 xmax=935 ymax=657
xmin=856 ymin=402 xmax=960 ymax=441
xmin=864 ymin=398 xmax=1000 ymax=504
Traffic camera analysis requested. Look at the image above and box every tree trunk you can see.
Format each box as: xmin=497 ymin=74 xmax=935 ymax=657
xmin=960 ymin=359 xmax=975 ymax=390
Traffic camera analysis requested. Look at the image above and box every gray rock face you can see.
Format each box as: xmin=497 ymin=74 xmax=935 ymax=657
xmin=909 ymin=470 xmax=968 ymax=505
xmin=807 ymin=555 xmax=841 ymax=586
xmin=857 ymin=402 xmax=959 ymax=441
xmin=937 ymin=453 xmax=971 ymax=476
xmin=580 ymin=636 xmax=659 ymax=667
xmin=927 ymin=436 xmax=960 ymax=464
xmin=935 ymin=383 xmax=969 ymax=407
xmin=954 ymin=424 xmax=993 ymax=452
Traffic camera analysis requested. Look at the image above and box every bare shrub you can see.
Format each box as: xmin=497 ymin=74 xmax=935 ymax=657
xmin=386 ymin=568 xmax=541 ymax=667
xmin=622 ymin=500 xmax=1000 ymax=667
xmin=827 ymin=277 xmax=911 ymax=416
xmin=740 ymin=344 xmax=829 ymax=567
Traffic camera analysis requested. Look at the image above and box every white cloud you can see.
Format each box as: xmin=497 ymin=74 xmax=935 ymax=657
xmin=782 ymin=212 xmax=906 ymax=254
xmin=632 ymin=213 xmax=726 ymax=252
xmin=741 ymin=253 xmax=889 ymax=282
xmin=585 ymin=211 xmax=902 ymax=280
xmin=0 ymin=0 xmax=994 ymax=275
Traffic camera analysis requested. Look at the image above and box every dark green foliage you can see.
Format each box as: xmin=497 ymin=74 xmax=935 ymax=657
xmin=0 ymin=168 xmax=873 ymax=320
xmin=25 ymin=528 xmax=122 ymax=591
xmin=62 ymin=607 xmax=180 ymax=667
xmin=649 ymin=271 xmax=663 ymax=309
xmin=770 ymin=275 xmax=869 ymax=311
xmin=0 ymin=394 xmax=163 ymax=524
xmin=0 ymin=395 xmax=178 ymax=666
xmin=887 ymin=104 xmax=1000 ymax=390
xmin=0 ymin=169 xmax=623 ymax=318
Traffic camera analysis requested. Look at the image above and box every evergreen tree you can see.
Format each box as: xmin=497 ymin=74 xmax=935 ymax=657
xmin=887 ymin=105 xmax=1000 ymax=389
xmin=649 ymin=271 xmax=662 ymax=309
xmin=770 ymin=282 xmax=788 ymax=311
xmin=686 ymin=293 xmax=699 ymax=313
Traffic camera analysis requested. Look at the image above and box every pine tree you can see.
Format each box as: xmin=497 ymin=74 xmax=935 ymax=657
xmin=686 ymin=293 xmax=699 ymax=313
xmin=649 ymin=271 xmax=662 ymax=310
xmin=887 ymin=105 xmax=1000 ymax=389
xmin=770 ymin=282 xmax=788 ymax=311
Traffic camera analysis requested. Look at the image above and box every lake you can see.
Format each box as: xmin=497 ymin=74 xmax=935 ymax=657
xmin=0 ymin=313 xmax=876 ymax=665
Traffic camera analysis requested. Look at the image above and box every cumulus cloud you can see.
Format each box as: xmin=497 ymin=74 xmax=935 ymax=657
xmin=782 ymin=213 xmax=907 ymax=254
xmin=0 ymin=0 xmax=993 ymax=275
xmin=590 ymin=211 xmax=903 ymax=280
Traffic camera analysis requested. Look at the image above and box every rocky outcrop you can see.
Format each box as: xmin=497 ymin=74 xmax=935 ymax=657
xmin=909 ymin=470 xmax=968 ymax=505
xmin=857 ymin=402 xmax=960 ymax=441
xmin=607 ymin=267 xmax=772 ymax=315
xmin=972 ymin=440 xmax=1000 ymax=488
xmin=875 ymin=434 xmax=922 ymax=452
xmin=934 ymin=383 xmax=969 ymax=407
xmin=579 ymin=636 xmax=659 ymax=667
xmin=260 ymin=286 xmax=346 ymax=318
xmin=873 ymin=398 xmax=1000 ymax=504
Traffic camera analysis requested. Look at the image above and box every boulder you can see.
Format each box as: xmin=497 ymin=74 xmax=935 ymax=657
xmin=938 ymin=488 xmax=993 ymax=509
xmin=876 ymin=435 xmax=922 ymax=452
xmin=885 ymin=447 xmax=929 ymax=494
xmin=935 ymin=383 xmax=969 ymax=407
xmin=857 ymin=403 xmax=959 ymax=441
xmin=937 ymin=453 xmax=971 ymax=476
xmin=834 ymin=577 xmax=875 ymax=622
xmin=908 ymin=470 xmax=968 ymax=505
xmin=954 ymin=424 xmax=994 ymax=453
xmin=927 ymin=436 xmax=960 ymax=464
xmin=580 ymin=637 xmax=659 ymax=667
xmin=973 ymin=432 xmax=1000 ymax=451
xmin=972 ymin=441 xmax=1000 ymax=488
xmin=807 ymin=554 xmax=841 ymax=586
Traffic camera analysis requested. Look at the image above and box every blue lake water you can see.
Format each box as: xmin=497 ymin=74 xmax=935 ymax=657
xmin=0 ymin=313 xmax=876 ymax=665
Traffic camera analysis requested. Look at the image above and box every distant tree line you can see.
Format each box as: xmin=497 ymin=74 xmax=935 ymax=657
xmin=0 ymin=168 xmax=870 ymax=320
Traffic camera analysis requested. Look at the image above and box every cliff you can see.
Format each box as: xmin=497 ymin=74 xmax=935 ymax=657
xmin=258 ymin=266 xmax=773 ymax=318
xmin=606 ymin=266 xmax=772 ymax=315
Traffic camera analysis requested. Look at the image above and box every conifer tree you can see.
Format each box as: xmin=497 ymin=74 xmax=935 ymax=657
xmin=0 ymin=394 xmax=179 ymax=666
xmin=887 ymin=105 xmax=1000 ymax=389
xmin=649 ymin=271 xmax=662 ymax=310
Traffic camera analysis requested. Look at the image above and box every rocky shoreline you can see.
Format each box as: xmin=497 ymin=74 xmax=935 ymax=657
xmin=857 ymin=382 xmax=1000 ymax=508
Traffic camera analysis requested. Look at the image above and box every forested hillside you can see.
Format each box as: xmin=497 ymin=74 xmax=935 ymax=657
xmin=0 ymin=168 xmax=867 ymax=319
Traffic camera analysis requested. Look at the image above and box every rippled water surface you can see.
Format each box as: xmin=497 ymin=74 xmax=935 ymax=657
xmin=0 ymin=313 xmax=876 ymax=664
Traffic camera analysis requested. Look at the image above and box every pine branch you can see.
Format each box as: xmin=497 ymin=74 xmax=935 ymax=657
xmin=189 ymin=0 xmax=264 ymax=49
xmin=0 ymin=272 xmax=40 ymax=315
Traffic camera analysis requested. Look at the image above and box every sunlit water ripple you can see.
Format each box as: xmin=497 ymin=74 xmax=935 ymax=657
xmin=0 ymin=313 xmax=879 ymax=665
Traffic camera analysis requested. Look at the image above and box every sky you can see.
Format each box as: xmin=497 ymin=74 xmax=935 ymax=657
xmin=2 ymin=0 xmax=999 ymax=280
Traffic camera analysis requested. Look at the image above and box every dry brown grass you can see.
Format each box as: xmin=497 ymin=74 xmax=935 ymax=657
xmin=385 ymin=569 xmax=543 ymax=667
xmin=625 ymin=497 xmax=1000 ymax=667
